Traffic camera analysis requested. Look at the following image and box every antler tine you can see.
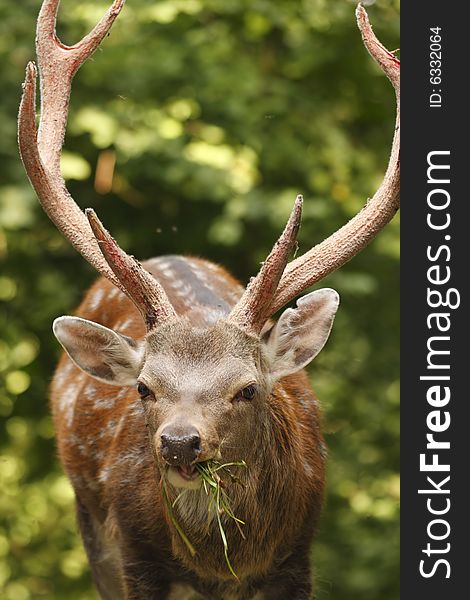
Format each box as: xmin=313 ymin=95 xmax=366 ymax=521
xmin=36 ymin=0 xmax=126 ymax=171
xmin=86 ymin=210 xmax=177 ymax=330
xmin=18 ymin=0 xmax=126 ymax=291
xmin=228 ymin=195 xmax=303 ymax=334
xmin=270 ymin=4 xmax=400 ymax=315
xmin=19 ymin=0 xmax=176 ymax=329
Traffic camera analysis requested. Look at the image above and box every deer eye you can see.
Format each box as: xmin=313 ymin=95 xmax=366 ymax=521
xmin=234 ymin=384 xmax=257 ymax=402
xmin=137 ymin=382 xmax=151 ymax=398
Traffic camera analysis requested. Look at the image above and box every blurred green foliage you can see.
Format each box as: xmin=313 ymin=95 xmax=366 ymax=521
xmin=0 ymin=0 xmax=399 ymax=598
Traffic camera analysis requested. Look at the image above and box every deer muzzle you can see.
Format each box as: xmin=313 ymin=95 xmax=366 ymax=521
xmin=156 ymin=415 xmax=221 ymax=489
xmin=160 ymin=425 xmax=202 ymax=467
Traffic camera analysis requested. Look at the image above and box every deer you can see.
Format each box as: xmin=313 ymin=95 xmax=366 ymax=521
xmin=18 ymin=1 xmax=399 ymax=598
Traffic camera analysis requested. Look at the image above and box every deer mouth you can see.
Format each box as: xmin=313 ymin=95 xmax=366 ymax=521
xmin=177 ymin=464 xmax=198 ymax=481
xmin=167 ymin=464 xmax=201 ymax=490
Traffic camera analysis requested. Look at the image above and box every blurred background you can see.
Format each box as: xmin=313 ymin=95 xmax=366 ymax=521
xmin=0 ymin=0 xmax=399 ymax=598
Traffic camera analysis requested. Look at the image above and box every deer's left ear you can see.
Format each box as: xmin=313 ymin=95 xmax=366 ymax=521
xmin=263 ymin=289 xmax=340 ymax=380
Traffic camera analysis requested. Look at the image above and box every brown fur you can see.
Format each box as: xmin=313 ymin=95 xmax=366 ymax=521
xmin=51 ymin=256 xmax=326 ymax=600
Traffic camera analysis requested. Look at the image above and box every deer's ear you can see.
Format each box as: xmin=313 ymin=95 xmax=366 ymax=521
xmin=263 ymin=289 xmax=339 ymax=380
xmin=53 ymin=316 xmax=145 ymax=386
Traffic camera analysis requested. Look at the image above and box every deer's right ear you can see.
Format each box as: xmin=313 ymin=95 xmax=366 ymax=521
xmin=53 ymin=316 xmax=145 ymax=386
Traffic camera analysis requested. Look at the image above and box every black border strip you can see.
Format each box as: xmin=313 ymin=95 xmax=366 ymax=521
xmin=401 ymin=3 xmax=467 ymax=597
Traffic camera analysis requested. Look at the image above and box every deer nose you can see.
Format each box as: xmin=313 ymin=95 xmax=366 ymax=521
xmin=160 ymin=427 xmax=201 ymax=466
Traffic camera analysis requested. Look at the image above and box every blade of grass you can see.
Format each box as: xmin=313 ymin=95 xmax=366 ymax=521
xmin=162 ymin=459 xmax=247 ymax=577
xmin=216 ymin=485 xmax=239 ymax=580
xmin=161 ymin=479 xmax=196 ymax=557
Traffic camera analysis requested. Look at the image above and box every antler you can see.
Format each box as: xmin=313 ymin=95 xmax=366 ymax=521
xmin=269 ymin=4 xmax=400 ymax=315
xmin=86 ymin=210 xmax=176 ymax=329
xmin=19 ymin=2 xmax=398 ymax=335
xmin=18 ymin=0 xmax=176 ymax=330
xmin=228 ymin=195 xmax=303 ymax=334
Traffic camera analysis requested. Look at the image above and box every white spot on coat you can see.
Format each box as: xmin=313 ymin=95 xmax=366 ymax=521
xmin=303 ymin=461 xmax=314 ymax=478
xmin=99 ymin=466 xmax=112 ymax=483
xmin=58 ymin=375 xmax=84 ymax=427
xmin=93 ymin=396 xmax=117 ymax=410
xmin=89 ymin=288 xmax=105 ymax=310
xmin=54 ymin=360 xmax=75 ymax=388
xmin=115 ymin=317 xmax=134 ymax=331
